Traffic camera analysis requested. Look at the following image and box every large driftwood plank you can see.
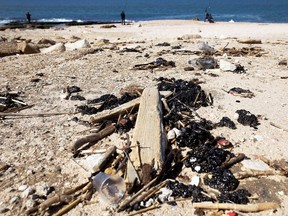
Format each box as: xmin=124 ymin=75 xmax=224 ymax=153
xmin=126 ymin=87 xmax=166 ymax=185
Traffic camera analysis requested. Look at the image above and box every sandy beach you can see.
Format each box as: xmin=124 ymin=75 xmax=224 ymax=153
xmin=0 ymin=20 xmax=288 ymax=216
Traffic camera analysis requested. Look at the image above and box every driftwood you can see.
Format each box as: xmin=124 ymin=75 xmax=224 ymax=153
xmin=117 ymin=178 xmax=158 ymax=212
xmin=90 ymin=98 xmax=140 ymax=124
xmin=127 ymin=204 xmax=160 ymax=216
xmin=193 ymin=202 xmax=279 ymax=212
xmin=93 ymin=146 xmax=117 ymax=172
xmin=90 ymin=91 xmax=172 ymax=124
xmin=237 ymin=39 xmax=262 ymax=44
xmin=220 ymin=153 xmax=245 ymax=169
xmin=126 ymin=87 xmax=167 ymax=186
xmin=0 ymin=111 xmax=77 ymax=118
xmin=72 ymin=124 xmax=116 ymax=153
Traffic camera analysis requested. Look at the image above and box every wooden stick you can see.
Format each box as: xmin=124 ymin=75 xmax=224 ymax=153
xmin=193 ymin=202 xmax=279 ymax=212
xmin=90 ymin=98 xmax=140 ymax=124
xmin=39 ymin=195 xmax=74 ymax=212
xmin=0 ymin=111 xmax=77 ymax=117
xmin=53 ymin=196 xmax=82 ymax=216
xmin=235 ymin=170 xmax=275 ymax=179
xmin=72 ymin=124 xmax=116 ymax=153
xmin=127 ymin=204 xmax=160 ymax=216
xmin=117 ymin=178 xmax=157 ymax=212
xmin=221 ymin=153 xmax=245 ymax=169
xmin=93 ymin=146 xmax=117 ymax=172
xmin=90 ymin=91 xmax=172 ymax=124
xmin=129 ymin=179 xmax=168 ymax=207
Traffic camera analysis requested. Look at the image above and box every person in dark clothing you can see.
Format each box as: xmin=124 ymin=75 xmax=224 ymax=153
xmin=204 ymin=8 xmax=214 ymax=23
xmin=120 ymin=11 xmax=126 ymax=25
xmin=26 ymin=12 xmax=31 ymax=23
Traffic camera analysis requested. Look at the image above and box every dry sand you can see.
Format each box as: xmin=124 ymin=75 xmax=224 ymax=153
xmin=0 ymin=20 xmax=288 ymax=216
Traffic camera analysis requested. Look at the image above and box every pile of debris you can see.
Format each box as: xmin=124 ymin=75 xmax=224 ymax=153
xmin=19 ymin=77 xmax=283 ymax=216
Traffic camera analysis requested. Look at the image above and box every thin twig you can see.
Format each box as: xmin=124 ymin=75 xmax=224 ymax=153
xmin=127 ymin=204 xmax=160 ymax=216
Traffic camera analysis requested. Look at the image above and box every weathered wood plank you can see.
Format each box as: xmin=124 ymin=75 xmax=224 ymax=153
xmin=126 ymin=87 xmax=167 ymax=186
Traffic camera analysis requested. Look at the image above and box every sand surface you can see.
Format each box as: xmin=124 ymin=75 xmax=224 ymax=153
xmin=0 ymin=20 xmax=288 ymax=216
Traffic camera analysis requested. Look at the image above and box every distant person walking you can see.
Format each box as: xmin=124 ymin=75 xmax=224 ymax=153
xmin=26 ymin=12 xmax=31 ymax=23
xmin=120 ymin=11 xmax=126 ymax=25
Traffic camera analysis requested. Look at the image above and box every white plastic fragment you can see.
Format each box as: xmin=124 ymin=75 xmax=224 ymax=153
xmin=241 ymin=159 xmax=272 ymax=171
xmin=167 ymin=129 xmax=176 ymax=140
xmin=190 ymin=176 xmax=200 ymax=186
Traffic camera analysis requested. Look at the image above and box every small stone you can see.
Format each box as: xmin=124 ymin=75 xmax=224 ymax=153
xmin=167 ymin=129 xmax=176 ymax=140
xmin=24 ymin=199 xmax=36 ymax=208
xmin=0 ymin=207 xmax=10 ymax=213
xmin=21 ymin=186 xmax=34 ymax=198
xmin=172 ymin=128 xmax=182 ymax=137
xmin=241 ymin=159 xmax=272 ymax=171
xmin=18 ymin=185 xmax=28 ymax=191
xmin=10 ymin=196 xmax=20 ymax=205
xmin=190 ymin=176 xmax=200 ymax=186
xmin=194 ymin=165 xmax=201 ymax=172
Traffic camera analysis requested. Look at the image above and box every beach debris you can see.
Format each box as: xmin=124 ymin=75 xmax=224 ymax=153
xmin=126 ymin=87 xmax=167 ymax=187
xmin=19 ymin=76 xmax=283 ymax=215
xmin=241 ymin=159 xmax=272 ymax=171
xmin=235 ymin=109 xmax=259 ymax=128
xmin=92 ymin=172 xmax=126 ymax=204
xmin=193 ymin=202 xmax=279 ymax=212
xmin=78 ymin=92 xmax=139 ymax=115
xmin=216 ymin=47 xmax=266 ymax=57
xmin=184 ymin=66 xmax=194 ymax=71
xmin=198 ymin=42 xmax=215 ymax=54
xmin=204 ymin=168 xmax=239 ymax=192
xmin=0 ymin=41 xmax=20 ymax=57
xmin=72 ymin=124 xmax=116 ymax=153
xmin=17 ymin=41 xmax=40 ymax=54
xmin=119 ymin=47 xmax=142 ymax=53
xmin=100 ymin=24 xmax=116 ymax=28
xmin=41 ymin=42 xmax=66 ymax=53
xmin=0 ymin=91 xmax=28 ymax=112
xmin=132 ymin=57 xmax=176 ymax=71
xmin=227 ymin=87 xmax=255 ymax=98
xmin=237 ymin=38 xmax=262 ymax=44
xmin=155 ymin=42 xmax=170 ymax=46
xmin=181 ymin=34 xmax=202 ymax=40
xmin=220 ymin=59 xmax=237 ymax=71
xmin=188 ymin=57 xmax=217 ymax=70
xmin=278 ymin=59 xmax=287 ymax=66
xmin=37 ymin=38 xmax=56 ymax=45
xmin=216 ymin=117 xmax=237 ymax=129
xmin=65 ymin=39 xmax=91 ymax=51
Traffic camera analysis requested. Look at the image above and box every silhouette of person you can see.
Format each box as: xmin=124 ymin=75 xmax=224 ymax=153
xmin=120 ymin=11 xmax=126 ymax=25
xmin=26 ymin=12 xmax=31 ymax=23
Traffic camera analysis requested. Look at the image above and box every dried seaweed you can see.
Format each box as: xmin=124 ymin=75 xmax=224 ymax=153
xmin=204 ymin=168 xmax=239 ymax=192
xmin=216 ymin=117 xmax=237 ymax=129
xmin=217 ymin=189 xmax=251 ymax=204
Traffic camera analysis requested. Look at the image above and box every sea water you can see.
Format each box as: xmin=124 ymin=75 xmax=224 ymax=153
xmin=0 ymin=0 xmax=287 ymax=25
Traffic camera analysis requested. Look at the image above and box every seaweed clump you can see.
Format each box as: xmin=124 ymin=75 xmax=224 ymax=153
xmin=166 ymin=181 xmax=214 ymax=202
xmin=236 ymin=109 xmax=259 ymax=128
xmin=77 ymin=93 xmax=138 ymax=115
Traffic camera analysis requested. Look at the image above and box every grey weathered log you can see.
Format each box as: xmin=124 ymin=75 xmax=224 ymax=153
xmin=125 ymin=87 xmax=167 ymax=186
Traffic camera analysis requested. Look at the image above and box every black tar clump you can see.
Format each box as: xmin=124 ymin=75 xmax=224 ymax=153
xmin=218 ymin=189 xmax=251 ymax=204
xmin=166 ymin=181 xmax=214 ymax=203
xmin=236 ymin=109 xmax=259 ymax=128
xmin=77 ymin=93 xmax=138 ymax=115
xmin=216 ymin=116 xmax=237 ymax=129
